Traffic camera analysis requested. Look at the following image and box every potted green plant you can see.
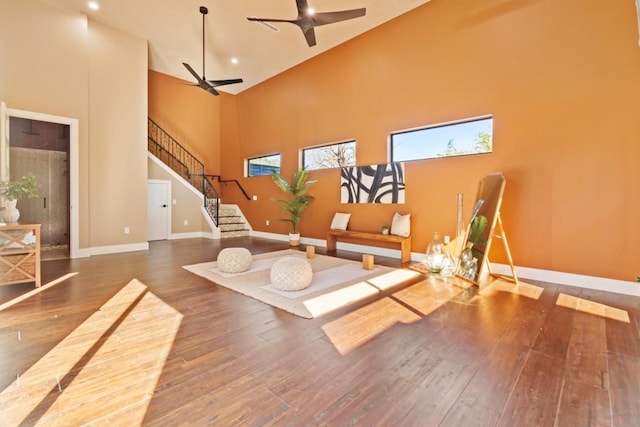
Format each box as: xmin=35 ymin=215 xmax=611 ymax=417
xmin=271 ymin=168 xmax=316 ymax=246
xmin=381 ymin=225 xmax=390 ymax=235
xmin=0 ymin=172 xmax=39 ymax=223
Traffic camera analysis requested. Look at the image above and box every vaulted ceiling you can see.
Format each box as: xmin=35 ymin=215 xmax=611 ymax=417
xmin=43 ymin=0 xmax=431 ymax=94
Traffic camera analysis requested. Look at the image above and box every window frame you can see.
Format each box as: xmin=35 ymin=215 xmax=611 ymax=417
xmin=389 ymin=115 xmax=493 ymax=163
xmin=301 ymin=139 xmax=357 ymax=171
xmin=245 ymin=153 xmax=281 ymax=177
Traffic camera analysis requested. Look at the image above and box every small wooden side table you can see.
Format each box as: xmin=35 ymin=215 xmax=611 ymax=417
xmin=0 ymin=223 xmax=41 ymax=288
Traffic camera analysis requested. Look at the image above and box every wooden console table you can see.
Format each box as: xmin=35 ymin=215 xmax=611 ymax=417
xmin=0 ymin=223 xmax=41 ymax=288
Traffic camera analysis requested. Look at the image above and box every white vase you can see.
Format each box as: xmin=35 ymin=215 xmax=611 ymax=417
xmin=3 ymin=199 xmax=20 ymax=223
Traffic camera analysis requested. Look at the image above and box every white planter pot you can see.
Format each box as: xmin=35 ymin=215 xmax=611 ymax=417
xmin=289 ymin=232 xmax=300 ymax=246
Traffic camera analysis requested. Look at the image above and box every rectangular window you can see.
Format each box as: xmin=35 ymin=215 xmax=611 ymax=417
xmin=247 ymin=153 xmax=280 ymax=177
xmin=302 ymin=140 xmax=356 ymax=171
xmin=390 ymin=116 xmax=493 ymax=162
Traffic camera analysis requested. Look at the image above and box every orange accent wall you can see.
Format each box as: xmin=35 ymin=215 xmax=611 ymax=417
xmin=151 ymin=0 xmax=640 ymax=282
xmin=148 ymin=71 xmax=222 ymax=175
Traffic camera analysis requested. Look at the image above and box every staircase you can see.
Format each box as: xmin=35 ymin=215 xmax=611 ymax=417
xmin=205 ymin=199 xmax=250 ymax=238
xmin=149 ymin=118 xmax=251 ymax=239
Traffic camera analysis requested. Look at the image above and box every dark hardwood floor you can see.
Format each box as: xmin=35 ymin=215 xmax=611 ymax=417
xmin=1 ymin=237 xmax=639 ymax=426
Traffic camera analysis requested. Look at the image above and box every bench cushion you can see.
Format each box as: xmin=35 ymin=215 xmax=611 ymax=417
xmin=330 ymin=212 xmax=351 ymax=231
xmin=391 ymin=212 xmax=411 ymax=237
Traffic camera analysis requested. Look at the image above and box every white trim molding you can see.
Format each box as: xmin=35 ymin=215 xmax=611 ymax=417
xmin=89 ymin=242 xmax=149 ymax=256
xmin=490 ymin=263 xmax=640 ymax=297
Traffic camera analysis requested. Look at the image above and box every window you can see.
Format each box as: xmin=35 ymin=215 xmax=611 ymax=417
xmin=302 ymin=140 xmax=356 ymax=171
xmin=247 ymin=153 xmax=280 ymax=177
xmin=390 ymin=116 xmax=493 ymax=162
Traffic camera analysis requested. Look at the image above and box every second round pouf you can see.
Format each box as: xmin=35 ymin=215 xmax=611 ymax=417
xmin=270 ymin=256 xmax=313 ymax=291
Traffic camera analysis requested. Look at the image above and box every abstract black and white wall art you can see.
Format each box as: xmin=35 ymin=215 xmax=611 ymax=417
xmin=340 ymin=162 xmax=405 ymax=204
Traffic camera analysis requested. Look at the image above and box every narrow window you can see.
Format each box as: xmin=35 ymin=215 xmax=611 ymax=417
xmin=247 ymin=153 xmax=280 ymax=177
xmin=391 ymin=116 xmax=493 ymax=162
xmin=302 ymin=140 xmax=356 ymax=171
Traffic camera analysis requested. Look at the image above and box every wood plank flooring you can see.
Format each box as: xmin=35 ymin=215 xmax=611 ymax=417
xmin=0 ymin=237 xmax=639 ymax=426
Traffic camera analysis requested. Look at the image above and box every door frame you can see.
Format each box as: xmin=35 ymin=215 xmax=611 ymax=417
xmin=2 ymin=104 xmax=79 ymax=258
xmin=147 ymin=179 xmax=171 ymax=241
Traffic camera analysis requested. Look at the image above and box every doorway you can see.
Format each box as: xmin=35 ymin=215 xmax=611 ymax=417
xmin=9 ymin=117 xmax=70 ymax=259
xmin=1 ymin=103 xmax=80 ymax=259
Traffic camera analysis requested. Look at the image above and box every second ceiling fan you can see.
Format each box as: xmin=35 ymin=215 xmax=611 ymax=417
xmin=248 ymin=0 xmax=366 ymax=47
xmin=183 ymin=6 xmax=243 ymax=96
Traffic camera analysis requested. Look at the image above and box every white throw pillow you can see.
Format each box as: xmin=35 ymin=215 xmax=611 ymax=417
xmin=390 ymin=212 xmax=411 ymax=237
xmin=330 ymin=212 xmax=351 ymax=230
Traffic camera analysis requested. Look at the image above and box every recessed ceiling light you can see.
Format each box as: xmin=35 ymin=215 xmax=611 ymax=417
xmin=88 ymin=1 xmax=99 ymax=10
xmin=231 ymin=57 xmax=239 ymax=65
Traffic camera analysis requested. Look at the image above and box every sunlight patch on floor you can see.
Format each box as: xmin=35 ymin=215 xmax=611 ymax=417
xmin=322 ymin=296 xmax=422 ymax=355
xmin=304 ymin=281 xmax=379 ymax=318
xmin=322 ymin=278 xmax=462 ymax=355
xmin=392 ymin=279 xmax=463 ymax=315
xmin=368 ymin=268 xmax=422 ymax=291
xmin=556 ymin=293 xmax=630 ymax=323
xmin=0 ymin=272 xmax=78 ymax=311
xmin=479 ymin=278 xmax=544 ymax=300
xmin=0 ymin=278 xmax=183 ymax=425
xmin=303 ymin=268 xmax=421 ymax=318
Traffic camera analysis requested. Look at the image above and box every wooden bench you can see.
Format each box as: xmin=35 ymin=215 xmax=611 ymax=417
xmin=326 ymin=229 xmax=412 ymax=263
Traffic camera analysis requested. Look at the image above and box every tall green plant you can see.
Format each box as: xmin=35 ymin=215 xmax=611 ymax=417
xmin=271 ymin=168 xmax=317 ymax=234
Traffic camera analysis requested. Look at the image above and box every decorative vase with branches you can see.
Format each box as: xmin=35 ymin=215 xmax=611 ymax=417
xmin=271 ymin=168 xmax=316 ymax=245
xmin=0 ymin=172 xmax=39 ymax=223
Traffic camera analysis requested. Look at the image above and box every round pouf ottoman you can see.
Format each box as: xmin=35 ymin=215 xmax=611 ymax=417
xmin=217 ymin=247 xmax=252 ymax=273
xmin=270 ymin=256 xmax=313 ymax=291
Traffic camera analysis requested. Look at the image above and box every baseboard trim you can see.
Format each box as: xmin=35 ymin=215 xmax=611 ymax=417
xmin=89 ymin=242 xmax=149 ymax=256
xmin=169 ymin=231 xmax=215 ymax=240
xmin=250 ymin=231 xmax=289 ymax=242
xmin=490 ymin=263 xmax=640 ymax=297
xmin=251 ymin=231 xmax=639 ymax=297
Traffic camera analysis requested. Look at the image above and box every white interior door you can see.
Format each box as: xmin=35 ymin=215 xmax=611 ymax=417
xmin=147 ymin=180 xmax=170 ymax=241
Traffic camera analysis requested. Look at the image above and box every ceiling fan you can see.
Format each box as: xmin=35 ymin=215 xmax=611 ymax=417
xmin=183 ymin=6 xmax=243 ymax=96
xmin=247 ymin=0 xmax=366 ymax=47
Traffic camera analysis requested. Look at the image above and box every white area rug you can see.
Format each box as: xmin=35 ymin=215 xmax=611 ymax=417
xmin=183 ymin=249 xmax=419 ymax=318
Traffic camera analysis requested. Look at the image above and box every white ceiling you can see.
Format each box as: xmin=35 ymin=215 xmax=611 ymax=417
xmin=42 ymin=0 xmax=430 ymax=94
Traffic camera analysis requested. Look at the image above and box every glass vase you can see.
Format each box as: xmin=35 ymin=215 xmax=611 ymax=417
xmin=426 ymin=231 xmax=444 ymax=273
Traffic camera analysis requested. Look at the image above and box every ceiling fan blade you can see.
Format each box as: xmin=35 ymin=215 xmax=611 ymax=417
xmin=206 ymin=86 xmax=220 ymax=96
xmin=249 ymin=2 xmax=365 ymax=47
xmin=303 ymin=27 xmax=317 ymax=47
xmin=247 ymin=17 xmax=297 ymax=24
xmin=183 ymin=62 xmax=204 ymax=82
xmin=208 ymin=78 xmax=244 ymax=87
xmin=311 ymin=9 xmax=366 ymax=27
xmin=295 ymin=0 xmax=310 ymax=17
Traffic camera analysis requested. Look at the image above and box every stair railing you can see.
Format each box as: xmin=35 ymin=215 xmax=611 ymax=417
xmin=148 ymin=118 xmax=252 ymax=229
xmin=202 ymin=175 xmax=220 ymax=227
xmin=148 ymin=118 xmax=204 ymax=189
xmin=207 ymin=175 xmax=251 ymax=200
